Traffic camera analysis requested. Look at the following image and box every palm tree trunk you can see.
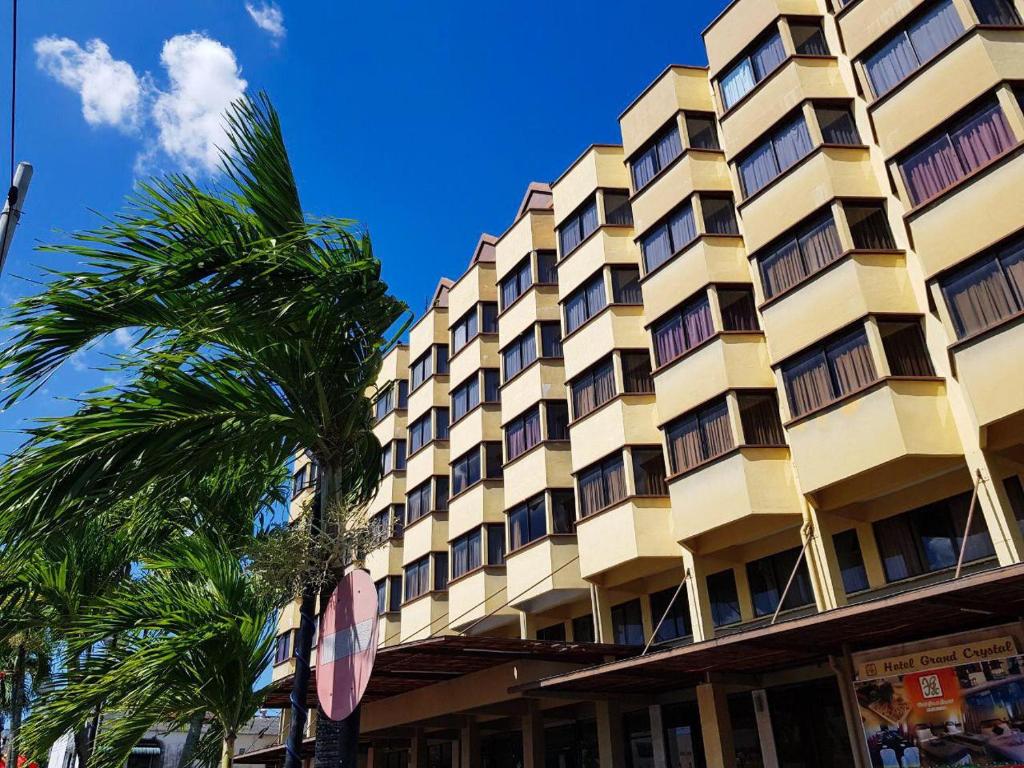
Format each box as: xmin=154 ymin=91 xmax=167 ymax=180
xmin=6 ymin=643 xmax=25 ymax=768
xmin=176 ymin=712 xmax=205 ymax=768
xmin=220 ymin=734 xmax=236 ymax=768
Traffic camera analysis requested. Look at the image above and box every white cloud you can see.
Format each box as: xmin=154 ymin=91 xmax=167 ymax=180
xmin=151 ymin=34 xmax=248 ymax=174
xmin=112 ymin=328 xmax=133 ymax=349
xmin=70 ymin=350 xmax=89 ymax=372
xmin=34 ymin=36 xmax=145 ymax=131
xmin=245 ymin=2 xmax=286 ymax=42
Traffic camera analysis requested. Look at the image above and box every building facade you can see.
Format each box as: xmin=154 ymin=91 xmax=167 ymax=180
xmin=260 ymin=0 xmax=1024 ymax=765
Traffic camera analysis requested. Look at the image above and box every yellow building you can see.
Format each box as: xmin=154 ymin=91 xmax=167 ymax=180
xmin=250 ymin=0 xmax=1024 ymax=765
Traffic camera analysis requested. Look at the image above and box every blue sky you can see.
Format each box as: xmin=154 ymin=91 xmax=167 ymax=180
xmin=0 ymin=0 xmax=714 ymax=457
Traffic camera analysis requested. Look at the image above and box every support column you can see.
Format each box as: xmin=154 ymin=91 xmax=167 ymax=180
xmin=696 ymin=682 xmax=735 ymax=768
xmin=751 ymin=690 xmax=779 ymax=768
xmin=648 ymin=705 xmax=668 ymax=768
xmin=366 ymin=744 xmax=387 ymax=768
xmin=522 ymin=700 xmax=546 ymax=768
xmin=459 ymin=718 xmax=480 ymax=768
xmin=831 ymin=653 xmax=872 ymax=768
xmin=595 ymin=700 xmax=626 ymax=768
xmin=410 ymin=728 xmax=429 ymax=768
xmin=974 ymin=457 xmax=1024 ymax=566
xmin=681 ymin=549 xmax=714 ymax=642
xmin=592 ymin=585 xmax=613 ymax=644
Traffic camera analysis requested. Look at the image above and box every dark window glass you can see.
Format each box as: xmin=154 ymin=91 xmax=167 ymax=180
xmin=435 ymin=345 xmax=449 ymax=375
xmin=738 ymin=392 xmax=785 ymax=445
xmin=758 ymin=211 xmax=843 ymax=298
xmin=719 ymin=287 xmax=759 ymax=331
xmin=484 ymin=442 xmax=503 ymax=479
xmin=846 ymin=203 xmax=896 ymax=250
xmin=545 ymin=401 xmax=570 ymax=440
xmin=611 ymin=599 xmax=645 ymax=646
xmin=389 ymin=576 xmax=402 ymax=612
xmin=622 ymin=351 xmax=654 ymax=394
xmin=701 ymin=194 xmax=739 ymax=235
xmin=879 ymin=319 xmax=935 ymax=377
xmin=374 ymin=387 xmax=394 ymax=422
xmin=483 ymin=369 xmax=501 ymax=402
xmin=434 ymin=476 xmax=449 ymax=512
xmin=791 ymin=21 xmax=829 ymax=55
xmin=728 ymin=694 xmax=765 ymax=768
xmin=451 ymin=308 xmax=478 ymax=354
xmin=500 ymin=257 xmax=532 ymax=310
xmin=451 ymin=447 xmax=481 ymax=495
xmin=650 ymin=585 xmax=692 ymax=643
xmin=940 ymin=233 xmax=1024 ymax=339
xmin=572 ymin=614 xmax=596 ymax=643
xmin=611 ymin=266 xmax=643 ymax=304
xmin=632 ymin=124 xmax=684 ymax=190
xmin=719 ymin=30 xmax=786 ymax=109
xmin=391 ymin=505 xmax=405 ymax=539
xmin=746 ymin=546 xmax=815 ymax=617
xmin=451 ymin=528 xmax=482 ymax=579
xmin=816 ymin=105 xmax=860 ymax=145
xmin=292 ymin=465 xmax=308 ymax=497
xmin=738 ymin=114 xmax=814 ymax=198
xmin=707 ymin=569 xmax=741 ymax=627
xmin=604 ymin=190 xmax=634 ymax=226
xmin=633 ymin=447 xmax=668 ymax=496
xmin=564 ymin=274 xmax=608 ymax=334
xmin=505 ymin=406 xmax=542 ymax=461
xmin=486 ymin=523 xmax=506 ymax=565
xmin=550 ymin=490 xmax=576 ymax=533
xmin=375 ymin=579 xmax=387 ymax=615
xmin=410 ymin=350 xmax=432 ymax=390
xmin=536 ymin=622 xmax=567 ymax=642
xmin=540 ymin=322 xmax=563 ymax=358
xmin=833 ymin=529 xmax=869 ymax=594
xmin=451 ymin=375 xmax=480 ymax=422
xmin=433 ymin=552 xmax=449 ymax=591
xmin=406 ymin=480 xmax=433 ymax=522
xmin=275 ymin=632 xmax=291 ymax=664
xmin=404 ymin=556 xmax=430 ymax=601
xmin=665 ymin=398 xmax=734 ymax=473
xmin=481 ymin=302 xmax=498 ymax=334
xmin=408 ymin=413 xmax=432 ymax=453
xmin=686 ymin=113 xmax=720 ymax=150
xmin=641 ymin=201 xmax=697 ymax=273
xmin=509 ymin=494 xmax=548 ymax=550
xmin=781 ymin=326 xmax=877 ymax=418
xmin=578 ymin=454 xmax=628 ymax=517
xmin=766 ymin=678 xmax=856 ymax=768
xmin=503 ymin=328 xmax=537 ymax=380
xmin=397 ymin=380 xmax=408 ymax=409
xmin=973 ymin=0 xmax=1022 ymax=23
xmin=1006 ymin=476 xmax=1024 ymax=537
xmin=434 ymin=408 xmax=449 ymax=440
xmin=558 ymin=197 xmax=599 ymax=257
xmin=662 ymin=702 xmax=706 ymax=768
xmin=537 ymin=250 xmax=558 ymax=284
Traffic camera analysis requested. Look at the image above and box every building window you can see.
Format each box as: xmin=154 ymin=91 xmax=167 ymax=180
xmin=833 ymin=529 xmax=869 ymax=594
xmin=622 ymin=351 xmax=654 ymax=394
xmin=435 ymin=345 xmax=449 ymax=375
xmin=864 ymin=0 xmax=964 ymax=97
xmin=650 ymin=585 xmax=692 ymax=643
xmin=973 ymin=0 xmax=1022 ymax=24
xmin=701 ymin=194 xmax=739 ymax=235
xmin=719 ymin=28 xmax=787 ymax=110
xmin=611 ymin=599 xmax=645 ymax=646
xmin=746 ymin=546 xmax=815 ymax=617
xmin=509 ymin=494 xmax=547 ymax=550
xmin=879 ymin=319 xmax=935 ymax=377
xmin=433 ymin=552 xmax=449 ymax=591
xmin=611 ymin=266 xmax=643 ymax=304
xmin=719 ymin=287 xmax=759 ymax=331
xmin=451 ymin=375 xmax=480 ymax=422
xmin=640 ymin=201 xmax=697 ymax=274
xmin=408 ymin=412 xmax=432 ymax=453
xmin=505 ymin=406 xmax=541 ymax=461
xmin=604 ymin=190 xmax=634 ymax=226
xmin=551 ymin=490 xmax=576 ymax=533
xmin=558 ymin=196 xmax=599 ymax=257
xmin=376 ymin=579 xmax=387 ymax=615
xmin=631 ymin=123 xmax=684 ymax=191
xmin=873 ymin=491 xmax=995 ymax=582
xmin=758 ymin=211 xmax=843 ymax=299
xmin=500 ymin=257 xmax=532 ymax=310
xmin=570 ymin=357 xmax=615 ymax=420
xmin=846 ymin=203 xmax=896 ymax=250
xmin=502 ymin=328 xmax=538 ymax=380
xmin=572 ymin=614 xmax=596 ymax=642
xmin=651 ymin=293 xmax=714 ymax=367
xmin=451 ymin=528 xmax=483 ymax=579
xmin=686 ymin=113 xmax=720 ymax=150
xmin=451 ymin=447 xmax=481 ymax=495
xmin=381 ymin=439 xmax=406 ymax=474
xmin=486 ymin=523 xmax=506 ymax=565
xmin=781 ymin=325 xmax=877 ymax=418
xmin=274 ymin=632 xmax=291 ymax=664
xmin=537 ymin=622 xmax=567 ymax=642
xmin=374 ymin=387 xmax=394 ymax=422
xmin=406 ymin=480 xmax=432 ymax=523
xmin=665 ymin=397 xmax=734 ymax=473
xmin=708 ymin=569 xmax=741 ymax=627
xmin=434 ymin=476 xmax=449 ymax=512
xmin=481 ymin=302 xmax=498 ymax=333
xmin=451 ymin=307 xmax=478 ymax=354
xmin=546 ymin=401 xmax=570 ymax=440
xmin=940 ymin=232 xmax=1024 ymax=338
xmin=790 ymin=20 xmax=829 ymax=55
xmin=292 ymin=464 xmax=308 ymax=497
xmin=578 ymin=453 xmax=627 ymax=517
xmin=484 ymin=442 xmax=503 ymax=479
xmin=404 ymin=556 xmax=431 ymax=602
xmin=898 ymin=99 xmax=1015 ymax=206
xmin=539 ymin=322 xmax=563 ymax=358
xmin=738 ymin=113 xmax=814 ymax=197
xmin=737 ymin=392 xmax=786 ymax=445
xmin=434 ymin=408 xmax=449 ymax=441
xmin=389 ymin=577 xmax=402 ymax=612
xmin=632 ymin=447 xmax=668 ymax=496
xmin=815 ymin=104 xmax=860 ymax=145
xmin=537 ymin=250 xmax=558 ymax=284
xmin=564 ymin=273 xmax=608 ymax=334
xmin=483 ymin=369 xmax=500 ymax=402
xmin=410 ymin=349 xmax=432 ymax=390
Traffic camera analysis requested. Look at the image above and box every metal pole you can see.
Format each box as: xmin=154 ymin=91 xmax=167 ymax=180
xmin=642 ymin=570 xmax=689 ymax=656
xmin=0 ymin=162 xmax=32 ymax=274
xmin=955 ymin=469 xmax=984 ymax=579
xmin=771 ymin=525 xmax=812 ymax=625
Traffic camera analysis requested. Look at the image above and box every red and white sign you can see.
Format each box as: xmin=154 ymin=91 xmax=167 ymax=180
xmin=316 ymin=569 xmax=379 ymax=721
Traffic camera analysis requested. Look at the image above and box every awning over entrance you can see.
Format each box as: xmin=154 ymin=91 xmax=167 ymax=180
xmin=515 ymin=563 xmax=1024 ymax=696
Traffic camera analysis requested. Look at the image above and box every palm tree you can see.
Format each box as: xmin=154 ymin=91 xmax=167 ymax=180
xmin=19 ymin=533 xmax=277 ymax=768
xmin=0 ymin=93 xmax=408 ymax=767
xmin=1 ymin=633 xmax=53 ymax=768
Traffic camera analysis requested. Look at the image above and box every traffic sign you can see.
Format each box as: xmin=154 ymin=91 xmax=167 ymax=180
xmin=316 ymin=569 xmax=379 ymax=720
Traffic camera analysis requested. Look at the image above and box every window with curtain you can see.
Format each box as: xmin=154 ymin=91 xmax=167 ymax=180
xmin=397 ymin=380 xmax=408 ymax=409
xmin=451 ymin=447 xmax=482 ymax=495
xmin=611 ymin=266 xmax=643 ymax=304
xmin=369 ymin=510 xmax=391 ymax=543
xmin=833 ymin=529 xmax=870 ymax=594
xmin=611 ymin=599 xmax=645 ymax=646
xmin=505 ymin=406 xmax=542 ymax=461
xmin=651 ymin=292 xmax=714 ymax=367
xmin=509 ymin=494 xmax=547 ymax=550
xmin=973 ymin=0 xmax=1023 ymax=22
xmin=757 ymin=211 xmax=843 ymax=298
xmin=500 ymin=257 xmax=532 ymax=310
xmin=701 ymin=194 xmax=739 ymax=235
xmin=389 ymin=577 xmax=402 ymax=612
xmin=484 ymin=442 xmax=503 ymax=479
xmin=738 ymin=392 xmax=786 ymax=445
xmin=381 ymin=439 xmax=406 ymax=474
xmin=410 ymin=350 xmax=432 ymax=390
xmin=719 ymin=28 xmax=787 ymax=109
xmin=374 ymin=387 xmax=394 ymax=422
xmin=486 ymin=523 xmax=506 ymax=565
xmin=435 ymin=345 xmax=449 ymax=375
xmin=816 ymin=104 xmax=860 ymax=144
xmin=537 ymin=250 xmax=558 ymax=284
xmin=940 ymin=233 xmax=1024 ymax=338
xmin=451 ymin=307 xmax=478 ymax=354
xmin=746 ymin=546 xmax=815 ymax=617
xmin=719 ymin=287 xmax=760 ymax=331
xmin=665 ymin=397 xmax=735 ymax=473
xmin=404 ymin=556 xmax=430 ymax=601
xmin=483 ymin=369 xmax=501 ymax=402
xmin=641 ymin=200 xmax=698 ymax=273
xmin=632 ymin=447 xmax=669 ymax=495
xmin=375 ymin=580 xmax=387 ymax=615
xmin=790 ymin=21 xmax=830 ymax=55
xmin=631 ymin=123 xmax=684 ymax=191
xmin=550 ymin=490 xmax=576 ymax=533
xmin=502 ymin=328 xmax=537 ymax=380
xmin=899 ymin=99 xmax=1016 ymax=206
xmin=846 ymin=203 xmax=896 ymax=249
xmin=622 ymin=351 xmax=654 ymax=394
xmin=451 ymin=375 xmax=480 ymax=422
xmin=782 ymin=325 xmax=877 ymax=418
xmin=873 ymin=491 xmax=995 ymax=582
xmin=564 ymin=273 xmax=608 ymax=334
xmin=546 ymin=401 xmax=570 ymax=440
xmin=707 ymin=569 xmax=742 ymax=627
xmin=571 ymin=356 xmax=616 ymax=419
xmin=390 ymin=505 xmax=405 ymax=539
xmin=434 ymin=476 xmax=449 ymax=512
xmin=408 ymin=412 xmax=432 ymax=453
xmin=604 ymin=190 xmax=634 ymax=226
xmin=540 ymin=322 xmax=563 ymax=358
xmin=291 ymin=465 xmax=308 ymax=497
xmin=738 ymin=113 xmax=814 ymax=197
xmin=879 ymin=319 xmax=935 ymax=377
xmin=650 ymin=585 xmax=692 ymax=643
xmin=434 ymin=408 xmax=449 ymax=440
xmin=433 ymin=552 xmax=449 ymax=591
xmin=558 ymin=196 xmax=599 ymax=257
xmin=406 ymin=481 xmax=431 ymax=523
xmin=451 ymin=528 xmax=483 ymax=579
xmin=686 ymin=113 xmax=721 ymax=150
xmin=578 ymin=453 xmax=627 ymax=517
xmin=864 ymin=0 xmax=964 ymax=97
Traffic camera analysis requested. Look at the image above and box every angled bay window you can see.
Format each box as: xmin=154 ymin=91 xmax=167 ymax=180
xmin=604 ymin=190 xmax=634 ymax=226
xmin=406 ymin=480 xmax=432 ymax=523
xmin=540 ymin=322 xmax=563 ymax=358
xmin=651 ymin=292 xmax=714 ymax=367
xmin=719 ymin=27 xmax=787 ymax=110
xmin=640 ymin=201 xmax=697 ymax=273
xmin=686 ymin=113 xmax=720 ymax=151
xmin=481 ymin=303 xmax=498 ymax=334
xmin=578 ymin=453 xmax=628 ymax=517
xmin=815 ymin=104 xmax=860 ymax=145
xmin=451 ymin=375 xmax=480 ymax=422
xmin=863 ymin=0 xmax=963 ymax=98
xmin=846 ymin=203 xmax=896 ymax=250
xmin=435 ymin=408 xmax=449 ymax=440
xmin=551 ymin=490 xmax=576 ymax=533
xmin=790 ymin=20 xmax=829 ymax=55
xmin=757 ymin=211 xmax=843 ymax=299
xmin=719 ymin=287 xmax=759 ymax=331
xmin=451 ymin=447 xmax=481 ymax=495
xmin=537 ymin=250 xmax=558 ymax=284
xmin=546 ymin=401 xmax=570 ymax=440
xmin=381 ymin=439 xmax=407 ymax=474
xmin=410 ymin=349 xmax=432 ymax=390
xmin=631 ymin=122 xmax=684 ymax=191
xmin=407 ymin=412 xmax=432 ymax=453
xmin=436 ymin=344 xmax=449 ymax=375
xmin=611 ymin=599 xmax=644 ymax=646
xmin=879 ymin=319 xmax=935 ymax=377
xmin=650 ymin=585 xmax=692 ymax=643
xmin=665 ymin=397 xmax=734 ymax=474
xmin=940 ymin=233 xmax=1024 ymax=338
xmin=632 ymin=447 xmax=668 ymax=496
xmin=502 ymin=327 xmax=538 ymax=380
xmin=486 ymin=523 xmax=506 ymax=565
xmin=508 ymin=494 xmax=547 ymax=551
xmin=501 ymin=257 xmax=533 ymax=310
xmin=505 ymin=406 xmax=541 ymax=461
xmin=611 ymin=266 xmax=643 ymax=304
xmin=898 ymin=99 xmax=1016 ymax=207
xmin=973 ymin=0 xmax=1022 ymax=24
xmin=558 ymin=196 xmax=599 ymax=257
xmin=738 ymin=113 xmax=814 ymax=198
xmin=833 ymin=529 xmax=869 ymax=595
xmin=781 ymin=325 xmax=877 ymax=418
xmin=564 ymin=273 xmax=608 ymax=334
xmin=451 ymin=528 xmax=483 ymax=579
xmin=570 ymin=356 xmax=615 ymax=419
xmin=482 ymin=369 xmax=500 ymax=402
xmin=374 ymin=386 xmax=393 ymax=422
xmin=738 ymin=392 xmax=786 ymax=446
xmin=701 ymin=195 xmax=739 ymax=235
xmin=622 ymin=351 xmax=654 ymax=394
xmin=451 ymin=306 xmax=478 ymax=354
xmin=707 ymin=569 xmax=741 ymax=627
xmin=747 ymin=546 xmax=815 ymax=617
xmin=404 ymin=556 xmax=431 ymax=602
xmin=433 ymin=552 xmax=449 ymax=591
